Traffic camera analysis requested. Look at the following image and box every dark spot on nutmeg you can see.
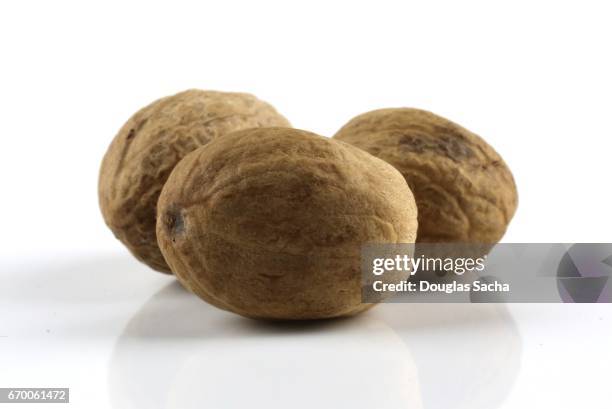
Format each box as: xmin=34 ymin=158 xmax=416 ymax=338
xmin=438 ymin=134 xmax=474 ymax=160
xmin=399 ymin=134 xmax=427 ymax=153
xmin=126 ymin=128 xmax=136 ymax=140
xmin=398 ymin=130 xmax=474 ymax=161
xmin=164 ymin=206 xmax=185 ymax=239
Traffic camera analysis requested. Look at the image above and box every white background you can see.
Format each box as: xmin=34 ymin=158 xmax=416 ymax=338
xmin=1 ymin=1 xmax=611 ymax=408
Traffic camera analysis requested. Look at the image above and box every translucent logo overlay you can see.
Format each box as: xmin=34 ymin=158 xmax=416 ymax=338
xmin=361 ymin=243 xmax=612 ymax=303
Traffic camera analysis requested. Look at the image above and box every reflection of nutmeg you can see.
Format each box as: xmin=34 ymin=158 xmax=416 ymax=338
xmin=156 ymin=127 xmax=418 ymax=319
xmin=335 ymin=108 xmax=518 ymax=244
xmin=98 ymin=90 xmax=290 ymax=273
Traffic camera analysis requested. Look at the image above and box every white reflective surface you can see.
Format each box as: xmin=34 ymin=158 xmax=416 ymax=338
xmin=1 ymin=252 xmax=611 ymax=409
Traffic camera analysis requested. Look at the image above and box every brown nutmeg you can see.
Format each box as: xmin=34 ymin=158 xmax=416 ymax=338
xmin=334 ymin=108 xmax=517 ymax=244
xmin=99 ymin=89 xmax=290 ymax=273
xmin=156 ymin=127 xmax=418 ymax=320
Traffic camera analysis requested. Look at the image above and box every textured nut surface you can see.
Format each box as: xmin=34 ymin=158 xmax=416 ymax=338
xmin=334 ymin=108 xmax=517 ymax=244
xmin=156 ymin=128 xmax=418 ymax=319
xmin=99 ymin=89 xmax=290 ymax=273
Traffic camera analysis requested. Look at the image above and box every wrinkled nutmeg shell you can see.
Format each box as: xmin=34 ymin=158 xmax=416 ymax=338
xmin=99 ymin=90 xmax=290 ymax=273
xmin=156 ymin=127 xmax=418 ymax=319
xmin=334 ymin=108 xmax=518 ymax=245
